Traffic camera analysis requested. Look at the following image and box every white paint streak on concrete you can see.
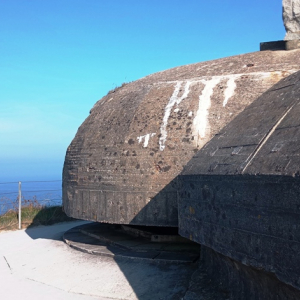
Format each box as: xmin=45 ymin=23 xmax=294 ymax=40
xmin=155 ymin=70 xmax=297 ymax=149
xmin=159 ymin=81 xmax=192 ymax=151
xmin=143 ymin=134 xmax=151 ymax=148
xmin=193 ymin=78 xmax=221 ymax=140
xmin=223 ymin=76 xmax=239 ymax=107
xmin=137 ymin=133 xmax=156 ymax=147
xmin=156 ymin=70 xmax=298 ymax=85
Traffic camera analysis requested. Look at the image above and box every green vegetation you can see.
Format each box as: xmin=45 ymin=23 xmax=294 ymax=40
xmin=0 ymin=201 xmax=74 ymax=231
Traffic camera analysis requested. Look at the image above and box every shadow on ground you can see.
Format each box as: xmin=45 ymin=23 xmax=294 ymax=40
xmin=25 ymin=220 xmax=88 ymax=241
xmin=64 ymin=223 xmax=200 ymax=300
xmin=24 ymin=220 xmax=203 ymax=299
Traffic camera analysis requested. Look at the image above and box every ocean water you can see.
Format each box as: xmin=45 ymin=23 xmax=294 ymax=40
xmin=0 ymin=180 xmax=62 ymax=215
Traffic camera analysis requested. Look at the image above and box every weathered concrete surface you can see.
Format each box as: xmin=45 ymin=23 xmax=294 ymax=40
xmin=181 ymin=70 xmax=300 ymax=176
xmin=260 ymin=39 xmax=300 ymax=51
xmin=0 ymin=221 xmax=199 ymax=300
xmin=63 ymin=50 xmax=300 ymax=227
xmin=178 ymin=71 xmax=300 ymax=298
xmin=198 ymin=246 xmax=300 ymax=300
xmin=260 ymin=40 xmax=286 ymax=51
xmin=283 ymin=0 xmax=300 ymax=40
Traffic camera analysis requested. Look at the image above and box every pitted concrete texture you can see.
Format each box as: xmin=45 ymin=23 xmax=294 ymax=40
xmin=181 ymin=70 xmax=300 ymax=176
xmin=178 ymin=70 xmax=300 ymax=298
xmin=63 ymin=50 xmax=300 ymax=227
xmin=0 ymin=221 xmax=206 ymax=300
xmin=63 ymin=223 xmax=200 ymax=263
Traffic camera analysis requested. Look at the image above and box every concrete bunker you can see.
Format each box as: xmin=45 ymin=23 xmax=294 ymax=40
xmin=179 ymin=70 xmax=300 ymax=299
xmin=63 ymin=50 xmax=300 ymax=228
xmin=62 ymin=50 xmax=300 ymax=298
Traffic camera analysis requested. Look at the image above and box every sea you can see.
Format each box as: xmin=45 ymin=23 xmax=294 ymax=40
xmin=0 ymin=179 xmax=62 ymax=216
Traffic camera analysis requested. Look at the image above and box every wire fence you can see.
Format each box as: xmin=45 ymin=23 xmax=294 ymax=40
xmin=0 ymin=180 xmax=62 ymax=224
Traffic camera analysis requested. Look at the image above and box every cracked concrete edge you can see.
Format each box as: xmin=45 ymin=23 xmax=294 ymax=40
xmin=1 ymin=255 xmax=12 ymax=275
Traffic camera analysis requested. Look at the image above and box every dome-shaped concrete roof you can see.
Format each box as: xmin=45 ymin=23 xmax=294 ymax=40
xmin=63 ymin=50 xmax=300 ymax=226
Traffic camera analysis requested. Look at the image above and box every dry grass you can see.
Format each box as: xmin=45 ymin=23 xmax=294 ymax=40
xmin=0 ymin=199 xmax=74 ymax=231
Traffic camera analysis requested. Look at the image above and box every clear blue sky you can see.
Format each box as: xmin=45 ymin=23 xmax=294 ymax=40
xmin=0 ymin=0 xmax=284 ymax=181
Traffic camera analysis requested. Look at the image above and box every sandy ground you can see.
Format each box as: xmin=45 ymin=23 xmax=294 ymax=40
xmin=0 ymin=221 xmax=196 ymax=300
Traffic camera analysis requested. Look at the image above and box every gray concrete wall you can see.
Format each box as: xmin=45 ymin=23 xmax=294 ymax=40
xmin=200 ymin=245 xmax=300 ymax=300
xmin=178 ymin=174 xmax=300 ymax=294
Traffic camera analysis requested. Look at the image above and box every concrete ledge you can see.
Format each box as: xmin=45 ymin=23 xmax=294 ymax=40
xmin=63 ymin=223 xmax=200 ymax=263
xmin=260 ymin=39 xmax=300 ymax=51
